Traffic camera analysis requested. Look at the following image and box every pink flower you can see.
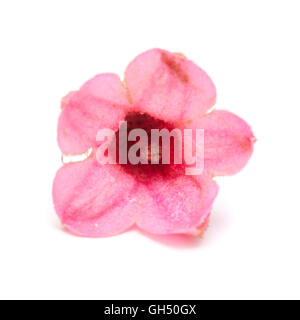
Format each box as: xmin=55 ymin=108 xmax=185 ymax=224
xmin=52 ymin=49 xmax=255 ymax=237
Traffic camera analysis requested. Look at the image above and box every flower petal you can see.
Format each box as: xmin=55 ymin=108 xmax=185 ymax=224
xmin=52 ymin=157 xmax=137 ymax=237
xmin=136 ymin=175 xmax=218 ymax=235
xmin=188 ymin=110 xmax=255 ymax=176
xmin=125 ymin=49 xmax=216 ymax=123
xmin=58 ymin=73 xmax=130 ymax=155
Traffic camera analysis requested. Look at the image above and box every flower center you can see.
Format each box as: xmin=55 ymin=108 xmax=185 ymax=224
xmin=114 ymin=112 xmax=184 ymax=182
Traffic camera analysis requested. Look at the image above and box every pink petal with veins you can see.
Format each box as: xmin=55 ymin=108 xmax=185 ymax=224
xmin=58 ymin=73 xmax=130 ymax=155
xmin=136 ymin=175 xmax=218 ymax=235
xmin=187 ymin=110 xmax=255 ymax=176
xmin=125 ymin=49 xmax=216 ymax=123
xmin=52 ymin=157 xmax=137 ymax=237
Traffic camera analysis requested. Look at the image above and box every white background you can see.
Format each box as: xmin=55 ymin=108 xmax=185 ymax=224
xmin=0 ymin=0 xmax=299 ymax=300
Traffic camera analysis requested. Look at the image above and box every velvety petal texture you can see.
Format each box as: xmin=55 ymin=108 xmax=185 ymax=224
xmin=58 ymin=73 xmax=130 ymax=155
xmin=125 ymin=49 xmax=216 ymax=123
xmin=53 ymin=157 xmax=137 ymax=237
xmin=136 ymin=175 xmax=219 ymax=235
xmin=187 ymin=110 xmax=255 ymax=176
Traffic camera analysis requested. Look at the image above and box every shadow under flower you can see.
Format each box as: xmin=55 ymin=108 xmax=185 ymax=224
xmin=134 ymin=227 xmax=204 ymax=249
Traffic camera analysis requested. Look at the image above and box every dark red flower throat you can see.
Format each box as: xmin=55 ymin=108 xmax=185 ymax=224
xmin=114 ymin=112 xmax=184 ymax=181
